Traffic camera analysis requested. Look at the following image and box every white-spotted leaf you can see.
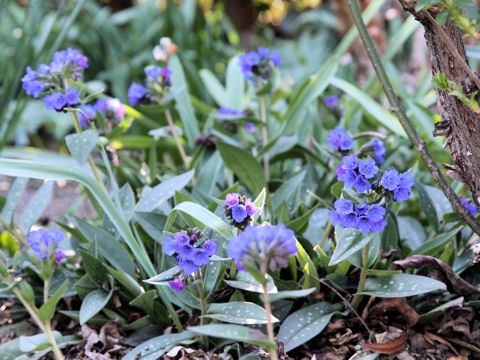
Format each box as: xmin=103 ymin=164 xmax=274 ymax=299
xmin=65 ymin=129 xmax=98 ymax=165
xmin=359 ymin=274 xmax=447 ymax=298
xmin=204 ymin=302 xmax=278 ymax=325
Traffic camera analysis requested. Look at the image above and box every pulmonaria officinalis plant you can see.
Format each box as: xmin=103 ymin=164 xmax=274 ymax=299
xmin=224 ymin=193 xmax=258 ymax=230
xmin=238 ymin=46 xmax=281 ymax=82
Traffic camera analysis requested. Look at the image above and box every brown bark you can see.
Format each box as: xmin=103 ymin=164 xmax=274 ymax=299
xmin=399 ymin=1 xmax=480 ymax=205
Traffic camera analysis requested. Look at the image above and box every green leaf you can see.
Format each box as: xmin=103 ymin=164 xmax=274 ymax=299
xmin=106 ymin=266 xmax=142 ymax=297
xmin=278 ymin=302 xmax=342 ymax=351
xmin=296 ymin=240 xmax=320 ymax=290
xmin=65 ymin=130 xmax=98 ymax=166
xmin=217 ymin=141 xmax=266 ymax=195
xmin=79 ymin=250 xmax=109 ymax=286
xmin=0 ymin=232 xmax=19 ymax=257
xmin=225 ymin=271 xmax=277 ymax=294
xmin=170 ymin=54 xmax=200 ymax=147
xmin=329 ymin=227 xmax=375 ymax=266
xmin=136 ymin=170 xmax=194 ymax=212
xmin=268 ymin=288 xmax=316 ymax=302
xmin=172 ymin=202 xmax=234 ymax=239
xmin=38 ymin=280 xmax=68 ymax=322
xmin=272 ymin=170 xmax=306 ymax=210
xmin=188 ymin=324 xmax=275 ymax=349
xmin=123 ymin=331 xmax=195 ymax=360
xmin=199 ymin=69 xmax=226 ymax=106
xmin=119 ymin=183 xmax=135 ymax=221
xmin=253 ymin=187 xmax=267 ymax=222
xmin=19 ymin=282 xmax=34 ymax=305
xmin=144 ymin=267 xmax=181 ymax=284
xmin=281 ymin=56 xmax=338 ymax=135
xmin=19 ymin=181 xmax=53 ymax=232
xmin=397 ymin=216 xmax=426 ymax=250
xmin=79 ymin=289 xmax=113 ymax=325
xmin=359 ymin=274 xmax=447 ymax=297
xmin=204 ymin=302 xmax=278 ymax=325
xmin=18 ymin=332 xmax=61 ymax=352
xmin=1 ymin=177 xmax=28 ymax=224
xmin=435 ymin=10 xmax=449 ymax=26
xmin=411 ymin=226 xmax=462 ymax=255
xmin=416 ymin=182 xmax=439 ymax=231
xmin=225 ymin=56 xmax=244 ymax=110
xmin=330 ymin=77 xmax=406 ymax=136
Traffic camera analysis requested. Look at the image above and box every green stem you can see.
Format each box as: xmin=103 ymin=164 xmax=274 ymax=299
xmin=197 ymin=271 xmax=208 ymax=347
xmin=258 ymin=79 xmax=270 ymax=181
xmin=43 ymin=279 xmax=64 ymax=360
xmin=0 ymin=216 xmax=27 ymax=247
xmin=165 ymin=108 xmax=189 ymax=169
xmin=352 ymin=242 xmax=369 ymax=310
xmin=262 ymin=281 xmax=278 ymax=360
xmin=12 ymin=287 xmax=46 ymax=332
xmin=319 ymin=220 xmax=332 ymax=250
xmin=346 ymin=0 xmax=480 ymax=236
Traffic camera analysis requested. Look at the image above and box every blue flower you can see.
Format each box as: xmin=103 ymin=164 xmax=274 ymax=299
xmin=26 ymin=229 xmax=64 ymax=263
xmin=334 ymin=198 xmax=353 ymax=215
xmin=79 ymin=104 xmax=96 ymax=128
xmin=245 ymin=200 xmax=257 ymax=217
xmin=64 ymin=88 xmax=80 ymax=106
xmin=128 ymin=82 xmax=147 ymax=105
xmin=328 ymin=203 xmax=387 ymax=234
xmin=336 ymin=165 xmax=357 ymax=188
xmin=190 ymin=248 xmax=210 ymax=267
xmin=231 ymin=204 xmax=248 ymax=223
xmin=324 ymin=96 xmax=339 ymax=108
xmin=145 ymin=66 xmax=160 ymax=79
xmin=328 ymin=127 xmax=354 ymax=151
xmin=21 ymin=66 xmax=44 ymax=98
xmin=176 ymin=243 xmax=193 ymax=259
xmin=393 ymin=172 xmax=414 ymax=202
xmin=177 ymin=257 xmax=198 ymax=275
xmin=245 ymin=123 xmax=255 ymax=132
xmin=238 ymin=48 xmax=280 ymax=81
xmin=461 ymin=198 xmax=478 ymax=216
xmin=218 ymin=107 xmax=244 ymax=117
xmin=371 ymin=138 xmax=386 ymax=164
xmin=169 ymin=278 xmax=184 ymax=292
xmin=227 ymin=223 xmax=297 ymax=272
xmin=161 ymin=67 xmax=172 ymax=79
xmin=43 ymin=92 xmax=66 ymax=111
xmin=95 ymin=97 xmax=126 ymax=121
xmin=163 ymin=236 xmax=177 ymax=256
xmin=358 ymin=158 xmax=378 ymax=179
xmin=202 ymin=239 xmax=217 ymax=256
xmin=342 ymin=154 xmax=359 ymax=170
xmin=224 ymin=193 xmax=240 ymax=207
xmin=269 ymin=50 xmax=282 ymax=66
xmin=381 ymin=168 xmax=400 ymax=191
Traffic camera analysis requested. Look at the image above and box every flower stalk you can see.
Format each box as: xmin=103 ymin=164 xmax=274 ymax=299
xmin=262 ymin=281 xmax=278 ymax=360
xmin=165 ymin=108 xmax=189 ymax=169
xmin=351 ymin=242 xmax=369 ymax=310
xmin=258 ymin=79 xmax=270 ymax=181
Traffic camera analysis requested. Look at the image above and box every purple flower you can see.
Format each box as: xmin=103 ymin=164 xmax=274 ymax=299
xmin=238 ymin=48 xmax=279 ymax=81
xmin=366 ymin=204 xmax=385 ymax=222
xmin=328 ymin=127 xmax=354 ymax=151
xmin=21 ymin=66 xmax=44 ymax=98
xmin=43 ymin=92 xmax=66 ymax=111
xmin=145 ymin=66 xmax=160 ymax=79
xmin=245 ymin=122 xmax=255 ymax=132
xmin=203 ymin=239 xmax=217 ymax=256
xmin=336 ymin=165 xmax=357 ymax=188
xmin=245 ymin=200 xmax=257 ymax=217
xmin=381 ymin=168 xmax=400 ymax=191
xmin=354 ymin=175 xmax=371 ymax=192
xmin=328 ymin=210 xmax=343 ymax=226
xmin=79 ymin=104 xmax=96 ymax=128
xmin=358 ymin=158 xmax=378 ymax=179
xmin=190 ymin=248 xmax=210 ymax=267
xmin=176 ymin=243 xmax=193 ymax=259
xmin=161 ymin=67 xmax=172 ymax=79
xmin=461 ymin=198 xmax=478 ymax=216
xmin=64 ymin=88 xmax=80 ymax=106
xmin=371 ymin=138 xmax=386 ymax=164
xmin=227 ymin=223 xmax=297 ymax=272
xmin=26 ymin=229 xmax=64 ymax=262
xmin=329 ymin=202 xmax=388 ymax=234
xmin=169 ymin=278 xmax=184 ymax=292
xmin=231 ymin=204 xmax=248 ymax=223
xmin=163 ymin=236 xmax=177 ymax=256
xmin=342 ymin=154 xmax=359 ymax=170
xmin=55 ymin=249 xmax=65 ymax=264
xmin=357 ymin=217 xmax=370 ymax=234
xmin=334 ymin=198 xmax=353 ymax=215
xmin=324 ymin=96 xmax=338 ymax=108
xmin=224 ymin=193 xmax=240 ymax=207
xmin=269 ymin=50 xmax=282 ymax=67
xmin=128 ymin=82 xmax=147 ymax=105
xmin=95 ymin=98 xmax=126 ymax=122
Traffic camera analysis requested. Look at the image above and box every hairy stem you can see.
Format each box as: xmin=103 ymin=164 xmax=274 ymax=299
xmin=319 ymin=220 xmax=332 ymax=250
xmin=165 ymin=108 xmax=189 ymax=169
xmin=352 ymin=242 xmax=369 ymax=310
xmin=258 ymin=79 xmax=270 ymax=181
xmin=262 ymin=281 xmax=278 ymax=360
xmin=346 ymin=0 xmax=480 ymax=236
xmin=43 ymin=279 xmax=64 ymax=360
xmin=197 ymin=271 xmax=208 ymax=347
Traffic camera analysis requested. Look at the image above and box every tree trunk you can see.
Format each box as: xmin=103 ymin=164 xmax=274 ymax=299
xmin=398 ymin=1 xmax=480 ymax=205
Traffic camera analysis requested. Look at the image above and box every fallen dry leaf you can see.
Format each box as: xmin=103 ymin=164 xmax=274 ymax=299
xmin=367 ymin=298 xmax=419 ymax=327
xmin=81 ymin=322 xmax=129 ymax=360
xmin=424 ymin=331 xmax=458 ymax=355
xmin=392 ymin=255 xmax=480 ymax=296
xmin=363 ymin=332 xmax=408 ymax=354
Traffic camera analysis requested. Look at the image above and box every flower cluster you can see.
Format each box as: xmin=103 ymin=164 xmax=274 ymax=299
xmin=78 ymin=98 xmax=126 ymax=128
xmin=216 ymin=107 xmax=254 ymax=133
xmin=461 ymin=198 xmax=478 ymax=216
xmin=328 ymin=199 xmax=387 ymax=234
xmin=336 ymin=154 xmax=378 ymax=193
xmin=26 ymin=229 xmax=65 ymax=264
xmin=22 ymin=48 xmax=88 ymax=99
xmin=238 ymin=47 xmax=281 ymax=82
xmin=227 ymin=223 xmax=298 ymax=272
xmin=128 ymin=66 xmax=172 ymax=106
xmin=224 ymin=193 xmax=258 ymax=230
xmin=371 ymin=138 xmax=386 ymax=164
xmin=381 ymin=168 xmax=414 ymax=203
xmin=163 ymin=228 xmax=217 ymax=291
xmin=43 ymin=88 xmax=80 ymax=112
xmin=328 ymin=127 xmax=354 ymax=151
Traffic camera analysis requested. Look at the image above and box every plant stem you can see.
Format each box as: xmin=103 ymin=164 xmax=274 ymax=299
xmin=262 ymin=281 xmax=278 ymax=360
xmin=197 ymin=271 xmax=208 ymax=347
xmin=353 ymin=131 xmax=388 ymax=140
xmin=164 ymin=108 xmax=189 ymax=169
xmin=43 ymin=279 xmax=64 ymax=360
xmin=346 ymin=0 xmax=480 ymax=236
xmin=352 ymin=242 xmax=369 ymax=310
xmin=0 ymin=216 xmax=27 ymax=247
xmin=12 ymin=287 xmax=46 ymax=332
xmin=258 ymin=79 xmax=270 ymax=181
xmin=319 ymin=220 xmax=332 ymax=250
